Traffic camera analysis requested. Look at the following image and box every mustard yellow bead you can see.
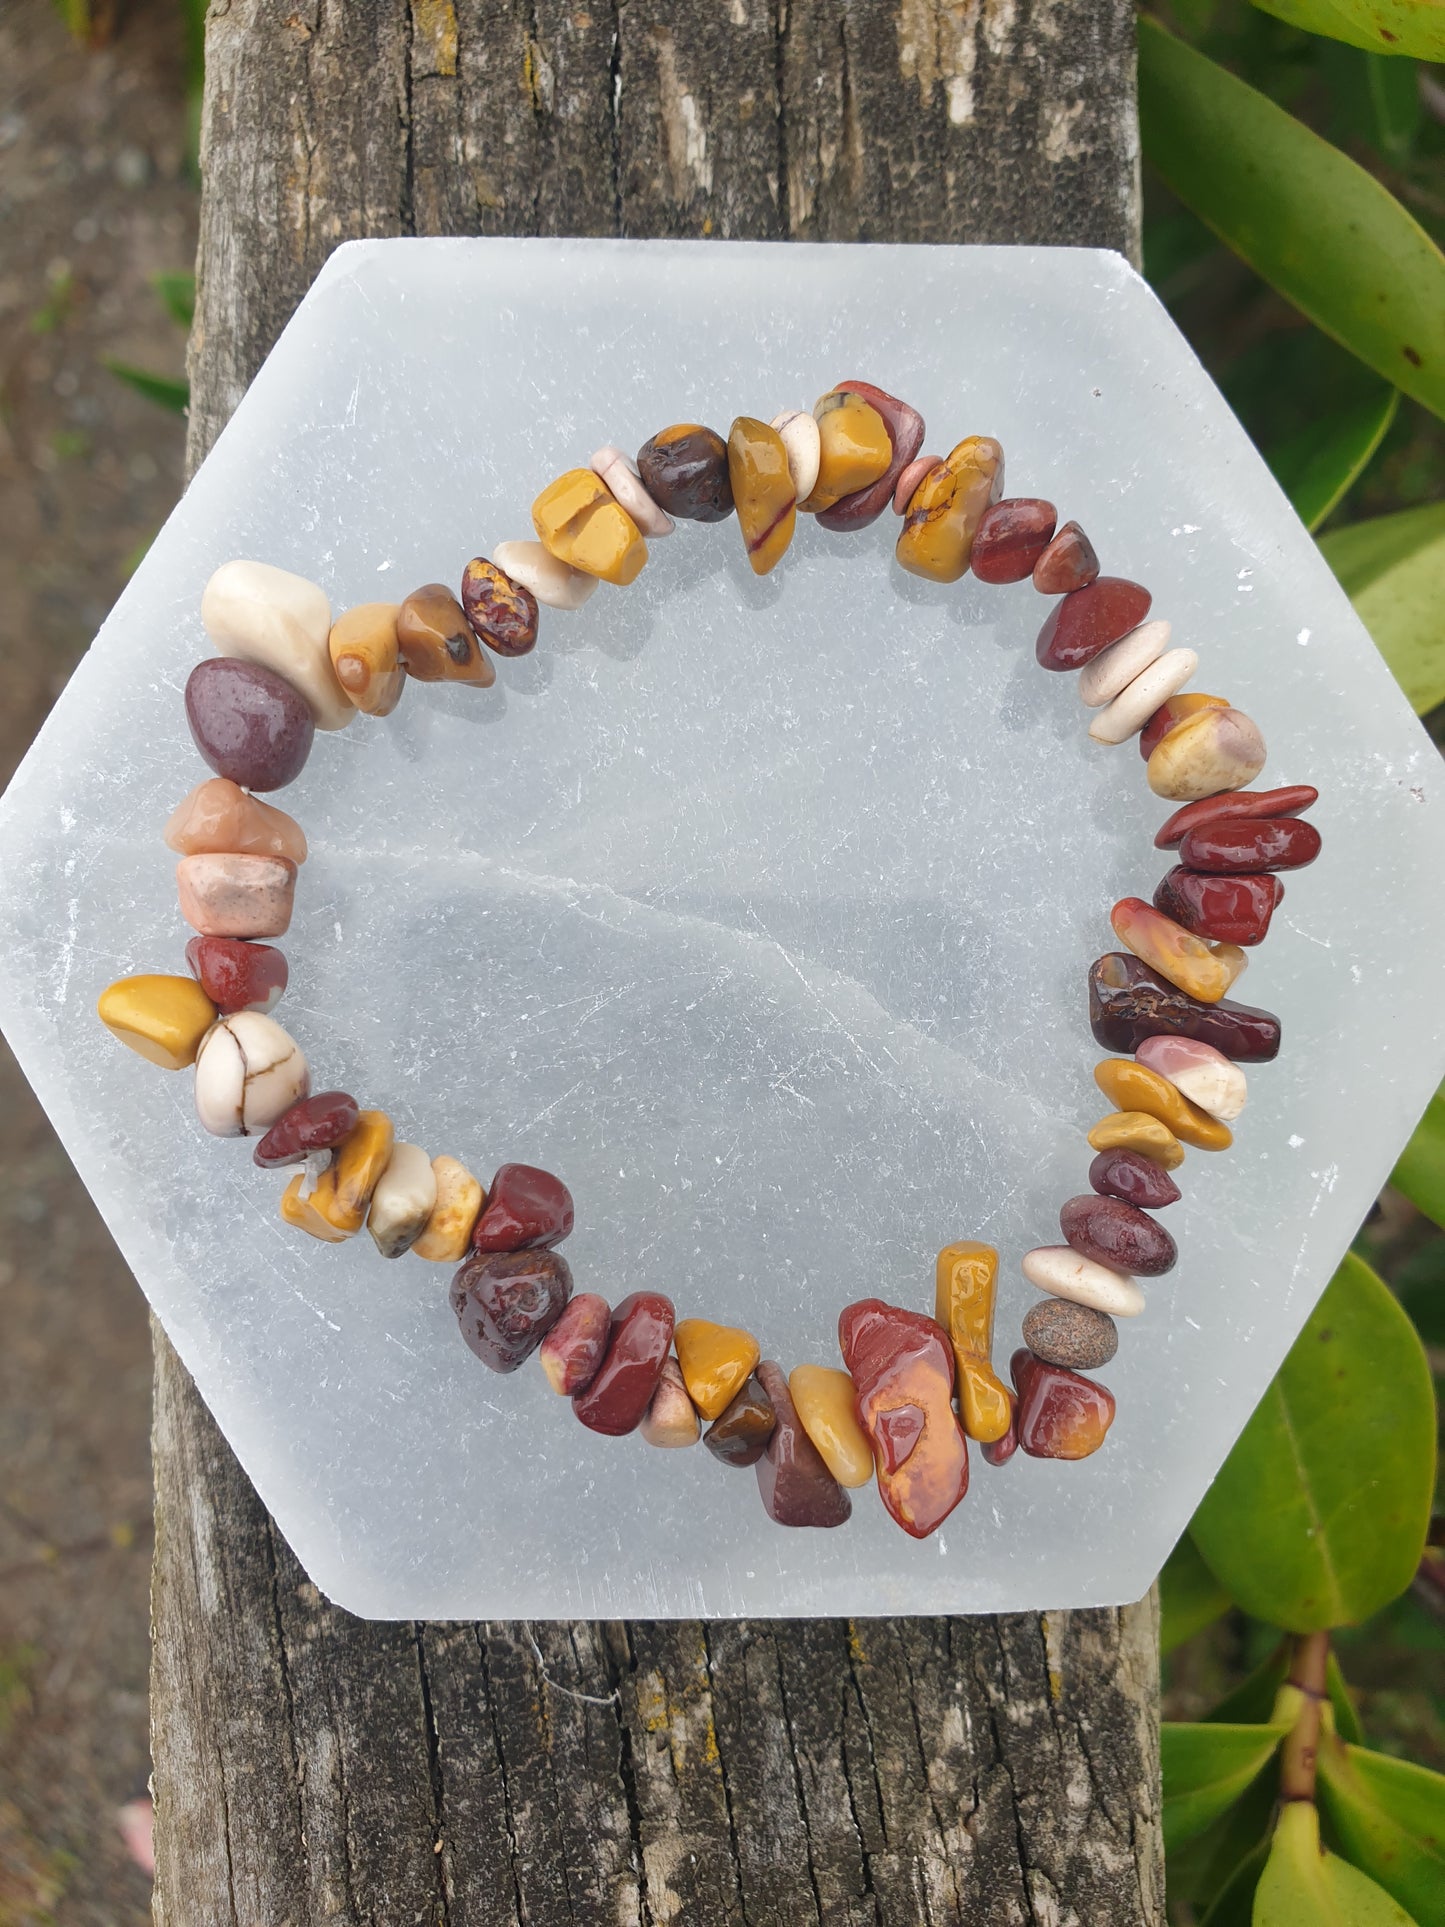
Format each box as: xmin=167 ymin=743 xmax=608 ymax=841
xmin=802 ymin=388 xmax=892 ymax=513
xmin=1093 ymin=1060 xmax=1233 ymax=1152
xmin=97 ymin=974 xmax=217 ymax=1070
xmin=309 ymin=1110 xmax=396 ymax=1234
xmin=531 ymin=468 xmax=647 ymax=586
xmin=933 ymin=1241 xmax=1012 ymax=1444
xmin=1087 ymin=1110 xmax=1186 ymax=1170
xmin=788 ymin=1364 xmax=874 ymax=1487
xmin=674 ymin=1317 xmax=761 ymax=1420
xmin=328 ymin=602 xmax=404 ymax=717
xmin=411 ymin=1155 xmax=484 ymax=1262
xmin=726 ymin=417 xmax=797 ymax=577
xmin=280 ymin=1172 xmax=353 ymax=1243
xmin=895 ymin=435 xmax=1004 ymax=583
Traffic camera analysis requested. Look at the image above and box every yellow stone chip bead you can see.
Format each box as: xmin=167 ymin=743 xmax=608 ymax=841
xmin=308 ymin=1110 xmax=396 ymax=1234
xmin=1094 ymin=1059 xmax=1233 ymax=1153
xmin=933 ymin=1241 xmax=1012 ymax=1444
xmin=1087 ymin=1110 xmax=1186 ymax=1170
xmin=789 ymin=1364 xmax=875 ymax=1487
xmin=412 ymin=1155 xmax=485 ymax=1262
xmin=280 ymin=1173 xmax=352 ymax=1243
xmin=328 ymin=602 xmax=405 ymax=717
xmin=531 ymin=468 xmax=647 ymax=586
xmin=97 ymin=974 xmax=218 ymax=1070
xmin=726 ymin=417 xmax=797 ymax=576
xmin=674 ymin=1317 xmax=761 ymax=1420
xmin=802 ymin=388 xmax=892 ymax=513
xmin=895 ymin=435 xmax=1004 ymax=583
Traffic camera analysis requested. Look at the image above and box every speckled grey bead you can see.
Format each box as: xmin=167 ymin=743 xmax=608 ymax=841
xmin=1021 ymin=1298 xmax=1119 ymax=1372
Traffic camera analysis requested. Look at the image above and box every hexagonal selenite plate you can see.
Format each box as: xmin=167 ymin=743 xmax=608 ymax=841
xmin=2 ymin=238 xmax=1443 ymax=1621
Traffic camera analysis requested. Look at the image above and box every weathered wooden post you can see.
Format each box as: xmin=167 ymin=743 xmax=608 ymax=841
xmin=153 ymin=6 xmax=1159 ymax=1919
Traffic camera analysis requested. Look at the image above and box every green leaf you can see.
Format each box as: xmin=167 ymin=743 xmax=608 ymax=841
xmin=1319 ymin=501 xmax=1445 ymax=595
xmin=1137 ymin=17 xmax=1445 ymax=422
xmin=1172 ymin=1767 xmax=1278 ymax=1916
xmin=1162 ymin=1721 xmax=1290 ymax=1852
xmin=1250 ymin=0 xmax=1445 ymax=61
xmin=1255 ymin=1800 xmax=1420 ymax=1924
xmin=102 ymin=358 xmax=189 ymax=414
xmin=1317 ymin=1737 xmax=1445 ymax=1922
xmin=1325 ymin=1654 xmax=1366 ymax=1747
xmin=1190 ymin=1254 xmax=1434 ymax=1631
xmin=1365 ymin=54 xmax=1423 ymax=160
xmin=1161 ymin=1531 xmax=1235 ymax=1654
xmin=1389 ymin=1082 xmax=1445 ymax=1229
xmin=1267 ymin=384 xmax=1398 ymax=530
xmin=150 ymin=270 xmax=195 ymax=330
xmin=1200 ymin=1837 xmax=1271 ymax=1927
xmin=1319 ymin=503 xmax=1445 ymax=711
xmin=1207 ymin=1642 xmax=1292 ymax=1725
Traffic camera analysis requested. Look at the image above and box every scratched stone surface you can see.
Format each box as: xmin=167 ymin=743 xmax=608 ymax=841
xmin=1 ymin=238 xmax=1442 ymax=1619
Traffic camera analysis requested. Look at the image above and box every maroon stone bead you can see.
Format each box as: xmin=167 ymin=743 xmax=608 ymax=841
xmin=1060 ymin=1194 xmax=1177 ymax=1277
xmin=1089 ymin=952 xmax=1281 ymax=1062
xmin=253 ymin=1091 xmax=360 ymax=1169
xmin=636 ymin=424 xmax=734 ymax=523
xmin=703 ymin=1373 xmax=776 ymax=1468
xmin=980 ymin=1392 xmax=1019 ymax=1466
xmin=1179 ymin=817 xmax=1322 ymax=875
xmin=1032 ymin=520 xmax=1100 ymax=594
xmin=838 ymin=1299 xmax=968 ymax=1538
xmin=753 ymin=1360 xmax=852 ymax=1527
xmin=1154 ymin=784 xmax=1319 ymax=851
xmin=1154 ymin=866 xmax=1284 ymax=947
xmin=185 ymin=934 xmax=288 ymax=1015
xmin=1036 ymin=578 xmax=1152 ymax=672
xmin=1089 ymin=1147 xmax=1182 ymax=1211
xmin=471 ymin=1163 xmax=575 ymax=1253
xmin=461 ymin=556 xmax=539 ymax=657
xmin=572 ymin=1291 xmax=675 ymax=1435
xmin=971 ymin=498 xmax=1058 ymax=583
xmin=815 ymin=381 xmax=925 ymax=532
xmin=1010 ymin=1349 xmax=1115 ymax=1461
xmin=450 ymin=1248 xmax=572 ymax=1374
xmin=537 ymin=1293 xmax=611 ymax=1396
xmin=184 ymin=658 xmax=315 ymax=792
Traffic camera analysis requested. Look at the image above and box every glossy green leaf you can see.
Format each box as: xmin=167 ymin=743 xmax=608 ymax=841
xmin=1326 ymin=1655 xmax=1366 ymax=1747
xmin=1320 ymin=503 xmax=1445 ymax=711
xmin=1161 ymin=1531 xmax=1234 ymax=1654
xmin=1390 ymin=1082 xmax=1445 ymax=1230
xmin=1255 ymin=1801 xmax=1419 ymax=1924
xmin=1190 ymin=1254 xmax=1434 ymax=1631
xmin=1318 ymin=1736 xmax=1445 ymax=1922
xmin=150 ymin=270 xmax=196 ymax=330
xmin=1366 ymin=54 xmax=1423 ymax=159
xmin=1138 ymin=18 xmax=1445 ymax=422
xmin=102 ymin=358 xmax=189 ymax=414
xmin=1250 ymin=0 xmax=1445 ymax=61
xmin=1162 ymin=1721 xmax=1289 ymax=1851
xmin=1199 ymin=1837 xmax=1270 ymax=1927
xmin=1319 ymin=501 xmax=1445 ymax=595
xmin=1268 ymin=384 xmax=1397 ymax=530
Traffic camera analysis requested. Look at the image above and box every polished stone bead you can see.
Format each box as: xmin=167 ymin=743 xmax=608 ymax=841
xmin=253 ymin=1090 xmax=359 ymax=1168
xmin=532 ymin=469 xmax=648 ymax=585
xmin=366 ymin=1142 xmax=439 ymax=1258
xmin=933 ymin=1241 xmax=1012 ymax=1444
xmin=803 ymin=388 xmax=892 ymax=513
xmin=185 ymin=934 xmax=287 ymax=1015
xmin=1086 ymin=1109 xmax=1186 ymax=1170
xmin=1060 ymin=1193 xmax=1176 ymax=1276
xmin=490 ymin=539 xmax=597 ymax=611
xmin=1078 ymin=619 xmax=1170 ymax=707
xmin=461 ymin=557 xmax=539 ymax=657
xmin=538 ymin=1293 xmax=612 ymax=1396
xmin=980 ymin=1394 xmax=1019 ymax=1466
xmin=97 ymin=973 xmax=217 ymax=1070
xmin=894 ymin=435 xmax=1004 ymax=583
xmin=411 ymin=1156 xmax=484 ymax=1262
xmin=1021 ymin=1297 xmax=1118 ymax=1372
xmin=673 ymin=1317 xmax=761 ymax=1421
xmin=838 ymin=1299 xmax=969 ymax=1539
xmin=703 ymin=1373 xmax=776 ymax=1468
xmin=327 ymin=602 xmax=405 ymax=716
xmin=1032 ymin=520 xmax=1100 ymax=594
xmin=636 ymin=423 xmax=734 ymax=523
xmin=396 ymin=584 xmax=497 ymax=685
xmin=1011 ymin=1348 xmax=1116 ymax=1461
xmin=727 ymin=416 xmax=797 ymax=576
xmin=194 ymin=1011 xmax=309 ymax=1137
xmin=201 ymin=558 xmax=353 ymax=731
xmin=308 ymin=1110 xmax=396 ymax=1234
xmin=788 ymin=1364 xmax=874 ymax=1486
xmin=1154 ymin=866 xmax=1284 ymax=947
xmin=450 ymin=1247 xmax=572 ymax=1373
xmin=1089 ymin=952 xmax=1282 ymax=1062
xmin=1154 ymin=784 xmax=1319 ymax=850
xmin=640 ymin=1359 xmax=700 ymax=1447
xmin=1088 ymin=1146 xmax=1182 ymax=1210
xmin=892 ymin=454 xmax=944 ymax=513
xmin=1091 ymin=651 xmax=1199 ymax=747
xmin=754 ymin=1359 xmax=853 ymax=1528
xmin=1137 ymin=1034 xmax=1248 ymax=1123
xmin=589 ymin=446 xmax=675 ymax=538
xmin=1180 ymin=817 xmax=1322 ymax=874
xmin=279 ymin=1173 xmax=352 ymax=1243
xmin=1111 ymin=896 xmax=1248 ymax=1005
xmin=971 ymin=498 xmax=1058 ymax=583
xmin=470 ymin=1163 xmax=574 ymax=1253
xmin=1036 ymin=578 xmax=1152 ymax=672
xmin=185 ymin=658 xmax=315 ymax=791
xmin=769 ymin=410 xmax=823 ymax=505
xmin=1147 ymin=706 xmax=1267 ymax=801
xmin=1138 ymin=691 xmax=1227 ymax=760
xmin=177 ymin=852 xmax=297 ymax=940
xmin=815 ymin=380 xmax=924 ymax=531
xmin=164 ymin=778 xmax=308 ymax=863
xmin=572 ymin=1291 xmax=675 ymax=1436
xmin=1021 ymin=1245 xmax=1144 ymax=1317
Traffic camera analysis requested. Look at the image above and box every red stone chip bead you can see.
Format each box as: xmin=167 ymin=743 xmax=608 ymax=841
xmin=980 ymin=1392 xmax=1019 ymax=1466
xmin=471 ymin=1163 xmax=575 ymax=1253
xmin=1032 ymin=520 xmax=1100 ymax=594
xmin=537 ymin=1292 xmax=612 ymax=1396
xmin=971 ymin=499 xmax=1058 ymax=583
xmin=1154 ymin=866 xmax=1284 ymax=947
xmin=185 ymin=934 xmax=288 ymax=1015
xmin=1154 ymin=784 xmax=1319 ymax=850
xmin=1010 ymin=1349 xmax=1115 ymax=1461
xmin=1088 ymin=1147 xmax=1182 ymax=1211
xmin=1060 ymin=1194 xmax=1176 ymax=1277
xmin=816 ymin=381 xmax=925 ymax=532
xmin=1089 ymin=952 xmax=1281 ymax=1062
xmin=837 ymin=1298 xmax=969 ymax=1539
xmin=572 ymin=1291 xmax=675 ymax=1436
xmin=704 ymin=1373 xmax=777 ymax=1467
xmin=1036 ymin=578 xmax=1152 ymax=672
xmin=1179 ymin=817 xmax=1322 ymax=875
xmin=252 ymin=1090 xmax=360 ymax=1168
xmin=450 ymin=1247 xmax=572 ymax=1373
xmin=753 ymin=1360 xmax=851 ymax=1526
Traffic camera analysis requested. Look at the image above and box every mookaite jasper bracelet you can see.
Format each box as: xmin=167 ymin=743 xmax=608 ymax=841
xmin=97 ymin=383 xmax=1321 ymax=1540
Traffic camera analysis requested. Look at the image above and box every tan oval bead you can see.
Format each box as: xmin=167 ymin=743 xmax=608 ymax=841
xmin=1088 ymin=649 xmax=1198 ymax=746
xmin=895 ymin=435 xmax=1004 ymax=583
xmin=201 ymin=559 xmax=353 ymax=731
xmin=328 ymin=602 xmax=405 ymax=716
xmin=638 ymin=1359 xmax=700 ymax=1448
xmin=1146 ymin=706 xmax=1267 ymax=801
xmin=396 ymin=584 xmax=496 ymax=686
xmin=491 ymin=539 xmax=597 ymax=612
xmin=176 ymin=853 xmax=297 ymax=938
xmin=789 ymin=1364 xmax=874 ymax=1487
xmin=1086 ymin=1110 xmax=1186 ymax=1170
xmin=1093 ymin=1059 xmax=1233 ymax=1152
xmin=164 ymin=779 xmax=308 ymax=863
xmin=933 ymin=1241 xmax=1012 ymax=1444
xmin=769 ymin=409 xmax=822 ymax=504
xmin=531 ymin=469 xmax=648 ymax=585
xmin=367 ymin=1142 xmax=439 ymax=1258
xmin=1021 ymin=1246 xmax=1144 ymax=1318
xmin=412 ymin=1155 xmax=484 ymax=1262
xmin=309 ymin=1110 xmax=396 ymax=1234
xmin=802 ymin=388 xmax=892 ymax=513
xmin=97 ymin=973 xmax=218 ymax=1070
xmin=280 ymin=1171 xmax=353 ymax=1243
xmin=1078 ymin=620 xmax=1172 ymax=707
xmin=674 ymin=1317 xmax=761 ymax=1420
xmin=727 ymin=417 xmax=797 ymax=577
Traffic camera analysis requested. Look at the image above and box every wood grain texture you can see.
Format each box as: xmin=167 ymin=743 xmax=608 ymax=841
xmin=158 ymin=3 xmax=1156 ymax=1920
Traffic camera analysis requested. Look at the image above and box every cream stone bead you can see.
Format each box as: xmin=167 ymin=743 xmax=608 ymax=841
xmin=367 ymin=1142 xmax=439 ymax=1258
xmin=1147 ymin=706 xmax=1267 ymax=801
xmin=490 ymin=540 xmax=597 ymax=611
xmin=1022 ymin=1246 xmax=1145 ymax=1318
xmin=769 ymin=410 xmax=823 ymax=504
xmin=411 ymin=1155 xmax=484 ymax=1261
xmin=1136 ymin=1035 xmax=1248 ymax=1123
xmin=1089 ymin=648 xmax=1198 ymax=745
xmin=1078 ymin=619 xmax=1172 ymax=707
xmin=201 ymin=559 xmax=354 ymax=731
xmin=589 ymin=446 xmax=674 ymax=538
xmin=194 ymin=1011 xmax=309 ymax=1138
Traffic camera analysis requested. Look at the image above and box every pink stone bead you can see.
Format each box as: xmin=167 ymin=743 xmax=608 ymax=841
xmin=892 ymin=454 xmax=944 ymax=514
xmin=176 ymin=853 xmax=297 ymax=938
xmin=1135 ymin=1035 xmax=1248 ymax=1122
